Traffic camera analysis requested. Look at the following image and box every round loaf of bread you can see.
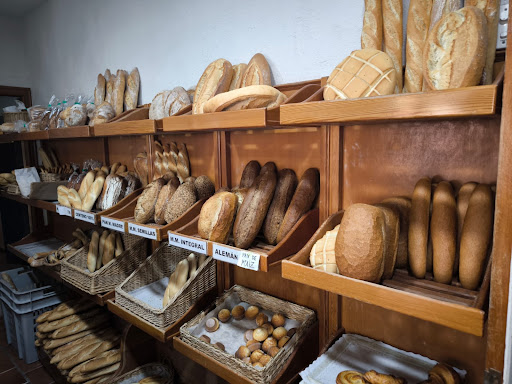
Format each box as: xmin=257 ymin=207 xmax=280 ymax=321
xmin=164 ymin=182 xmax=198 ymax=224
xmin=194 ymin=175 xmax=215 ymax=200
xmin=198 ymin=192 xmax=237 ymax=244
xmin=324 ymin=49 xmax=396 ymax=101
xmin=241 ymin=53 xmax=272 ymax=87
xmin=193 ymin=58 xmax=233 ymax=114
xmin=379 ymin=196 xmax=411 ymax=269
xmin=455 ymin=182 xmax=477 ymax=274
xmin=408 ymin=177 xmax=432 ymax=279
xmin=134 ymin=178 xmax=166 ymax=223
xmin=374 ymin=204 xmax=399 ymax=280
xmin=431 ymin=181 xmax=457 ymax=284
xmin=423 ymin=6 xmax=487 ymax=90
xmin=240 ymin=161 xmax=261 ymax=189
xmin=154 ymin=178 xmax=180 ymax=225
xmin=335 ymin=204 xmax=385 ymax=283
xmin=310 ymin=225 xmax=339 ymax=270
xmin=164 ymin=86 xmax=191 ymax=117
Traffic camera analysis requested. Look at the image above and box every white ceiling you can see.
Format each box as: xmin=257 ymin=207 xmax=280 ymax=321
xmin=0 ymin=0 xmax=46 ymax=17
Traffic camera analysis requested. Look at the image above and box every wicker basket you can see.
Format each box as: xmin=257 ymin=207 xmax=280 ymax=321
xmin=39 ymin=173 xmax=62 ymax=182
xmin=115 ymin=244 xmax=216 ymax=329
xmin=4 ymin=111 xmax=29 ymax=123
xmin=60 ymin=233 xmax=146 ymax=295
xmin=179 ymin=285 xmax=316 ymax=384
xmin=111 ymin=363 xmax=174 ymax=384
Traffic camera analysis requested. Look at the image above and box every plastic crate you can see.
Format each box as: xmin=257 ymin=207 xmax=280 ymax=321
xmin=1 ymin=300 xmax=15 ymax=345
xmin=0 ymin=267 xmax=61 ymax=304
xmin=0 ymin=283 xmax=63 ymax=313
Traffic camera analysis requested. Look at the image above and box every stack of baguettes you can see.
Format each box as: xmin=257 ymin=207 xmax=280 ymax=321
xmin=35 ymin=299 xmax=121 ymax=384
xmin=360 ymin=0 xmax=499 ymax=92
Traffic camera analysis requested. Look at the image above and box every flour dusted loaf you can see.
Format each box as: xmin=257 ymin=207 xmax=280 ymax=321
xmin=90 ymin=102 xmax=115 ymax=127
xmin=202 ymin=85 xmax=286 ymax=113
xmin=149 ymin=91 xmax=167 ymax=120
xmin=198 ymin=192 xmax=237 ymax=244
xmin=241 ymin=53 xmax=272 ymax=87
xmin=193 ymin=58 xmax=233 ymax=114
xmin=124 ymin=67 xmax=140 ymax=111
xmin=361 ymin=0 xmax=383 ymax=50
xmin=230 ymin=63 xmax=248 ymax=90
xmin=134 ymin=178 xmax=166 ymax=223
xmin=383 ymin=0 xmax=403 ymax=91
xmin=154 ymin=177 xmax=180 ymax=225
xmin=112 ymin=69 xmax=127 ymax=116
xmin=310 ymin=225 xmax=340 ymax=273
xmin=163 ymin=86 xmax=191 ymax=117
xmin=94 ymin=74 xmax=105 ymax=106
xmin=324 ymin=49 xmax=397 ymax=100
xmin=423 ymin=6 xmax=487 ymax=90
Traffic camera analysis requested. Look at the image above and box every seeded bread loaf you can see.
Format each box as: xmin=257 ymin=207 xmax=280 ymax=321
xmin=164 ymin=182 xmax=198 ymax=224
xmin=134 ymin=178 xmax=166 ymax=223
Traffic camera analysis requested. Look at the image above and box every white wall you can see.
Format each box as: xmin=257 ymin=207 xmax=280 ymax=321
xmin=0 ymin=15 xmax=31 ymax=88
xmin=23 ymin=0 xmax=370 ymax=105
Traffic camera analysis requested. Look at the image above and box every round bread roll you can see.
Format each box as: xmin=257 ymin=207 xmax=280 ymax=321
xmin=335 ymin=203 xmax=386 ymax=283
xmin=194 ymin=175 xmax=215 ymax=200
xmin=455 ymin=182 xmax=477 ymax=274
xmin=164 ymin=182 xmax=198 ymax=224
xmin=379 ymin=196 xmax=411 ymax=269
xmin=409 ymin=177 xmax=432 ymax=279
xmin=374 ymin=204 xmax=399 ymax=280
xmin=198 ymin=192 xmax=237 ymax=244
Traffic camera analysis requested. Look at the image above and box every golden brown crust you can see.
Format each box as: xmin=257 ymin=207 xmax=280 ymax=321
xmin=361 ymin=0 xmax=383 ymax=50
xmin=241 ymin=53 xmax=271 ymax=87
xmin=409 ymin=177 xmax=431 ymax=278
xmin=193 ymin=59 xmax=233 ymax=114
xmin=198 ymin=192 xmax=237 ymax=244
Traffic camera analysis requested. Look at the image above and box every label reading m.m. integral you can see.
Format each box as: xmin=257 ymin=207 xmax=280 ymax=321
xmin=101 ymin=216 xmax=125 ymax=232
xmin=168 ymin=233 xmax=207 ymax=253
xmin=56 ymin=205 xmax=72 ymax=217
xmin=73 ymin=209 xmax=95 ymax=224
xmin=237 ymin=251 xmax=260 ymax=271
xmin=212 ymin=243 xmax=240 ymax=265
xmin=128 ymin=223 xmax=157 ymax=240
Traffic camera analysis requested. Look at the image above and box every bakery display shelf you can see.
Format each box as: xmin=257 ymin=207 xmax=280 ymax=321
xmin=92 ymin=107 xmax=157 ymax=136
xmin=281 ymin=211 xmax=490 ymax=337
xmin=47 ymin=125 xmax=92 ymax=139
xmin=279 ymin=66 xmax=504 ymax=126
xmin=107 ymin=287 xmax=217 ymax=343
xmin=0 ymin=130 xmax=49 ymax=143
xmin=161 ymin=80 xmax=321 ymax=133
xmin=0 ymin=190 xmax=58 ymax=212
xmin=170 ymin=208 xmax=319 ymax=272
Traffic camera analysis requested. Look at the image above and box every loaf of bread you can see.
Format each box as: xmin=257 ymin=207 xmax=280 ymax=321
xmin=105 ymin=73 xmax=115 ymax=106
xmin=87 ymin=231 xmax=100 ymax=273
xmin=46 ymin=300 xmax=97 ymax=322
xmin=230 ymin=63 xmax=248 ymax=90
xmin=68 ymin=189 xmax=82 ymax=209
xmin=233 ymin=162 xmax=277 ymax=249
xmin=324 ymin=49 xmax=397 ymax=100
xmin=69 ymin=349 xmax=121 ymax=378
xmin=240 ymin=160 xmax=261 ymax=189
xmin=90 ymin=101 xmax=115 ymax=127
xmin=52 ymin=313 xmax=110 ymax=339
xmin=361 ymin=0 xmax=383 ymax=50
xmin=276 ymin=168 xmax=319 ymax=244
xmin=383 ymin=0 xmax=403 ymax=92
xmin=198 ymin=192 xmax=237 ymax=244
xmin=38 ymin=308 xmax=101 ymax=334
xmin=177 ymin=143 xmax=190 ymax=183
xmin=431 ymin=181 xmax=457 ymax=284
xmin=102 ymin=233 xmax=115 ymax=266
xmin=203 ymin=85 xmax=286 ymax=113
xmin=134 ymin=152 xmax=149 ymax=187
xmin=124 ymin=67 xmax=140 ymax=111
xmin=374 ymin=204 xmax=399 ymax=280
xmin=112 ymin=70 xmax=126 ymax=116
xmin=455 ymin=182 xmax=477 ymax=274
xmin=336 ymin=204 xmax=385 ymax=283
xmin=57 ymin=337 xmax=117 ymax=370
xmin=69 ymin=362 xmax=120 ymax=383
xmin=94 ymin=74 xmax=105 ymax=106
xmin=404 ymin=0 xmax=433 ymax=93
xmin=310 ymin=225 xmax=340 ymax=273
xmin=97 ymin=174 xmax=127 ymax=211
xmin=263 ymin=169 xmax=298 ymax=245
xmin=409 ymin=177 xmax=432 ymax=278
xmin=58 ymin=186 xmax=71 ymax=207
xmin=380 ymin=196 xmax=411 ymax=269
xmin=193 ymin=58 xmax=233 ymax=114
xmin=78 ymin=171 xmax=96 ymax=201
xmin=241 ymin=53 xmax=272 ymax=87
xmin=154 ymin=178 xmax=180 ymax=225
xmin=163 ymin=258 xmax=189 ymax=307
xmin=97 ymin=230 xmax=109 ymax=270
xmin=194 ymin=175 xmax=215 ymax=200
xmin=164 ymin=182 xmax=198 ymax=224
xmin=423 ymin=6 xmax=487 ymax=90
xmin=459 ymin=184 xmax=494 ymax=290
xmin=82 ymin=173 xmax=106 ymax=212
xmin=50 ymin=331 xmax=118 ymax=364
xmin=134 ymin=178 xmax=166 ymax=223
xmin=164 ymin=86 xmax=191 ymax=117
xmin=149 ymin=92 xmax=167 ymax=120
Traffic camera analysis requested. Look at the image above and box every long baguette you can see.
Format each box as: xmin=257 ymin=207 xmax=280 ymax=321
xmin=69 ymin=349 xmax=121 ymax=377
xmin=47 ymin=300 xmax=97 ymax=322
xmin=52 ymin=313 xmax=110 ymax=339
xmin=52 ymin=329 xmax=116 ymax=356
xmin=38 ymin=307 xmax=102 ymax=333
xmin=44 ymin=329 xmax=99 ymax=350
xmin=51 ymin=333 xmax=119 ymax=364
xmin=70 ymin=362 xmax=120 ymax=383
xmin=382 ymin=0 xmax=403 ymax=92
xmin=57 ymin=338 xmax=119 ymax=370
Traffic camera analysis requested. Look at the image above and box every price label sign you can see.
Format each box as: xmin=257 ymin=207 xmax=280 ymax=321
xmin=101 ymin=216 xmax=125 ymax=232
xmin=56 ymin=205 xmax=72 ymax=217
xmin=74 ymin=209 xmax=95 ymax=224
xmin=168 ymin=233 xmax=208 ymax=253
xmin=212 ymin=243 xmax=240 ymax=265
xmin=128 ymin=223 xmax=157 ymax=240
xmin=237 ymin=251 xmax=260 ymax=271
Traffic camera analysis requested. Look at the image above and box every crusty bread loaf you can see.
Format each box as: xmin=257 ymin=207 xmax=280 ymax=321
xmin=38 ymin=308 xmax=102 ymax=334
xmin=95 ymin=74 xmax=105 ymax=106
xmin=310 ymin=225 xmax=340 ymax=273
xmin=276 ymin=168 xmax=319 ymax=244
xmin=105 ymin=73 xmax=115 ymax=106
xmin=52 ymin=329 xmax=116 ymax=356
xmin=149 ymin=92 xmax=166 ymax=120
xmin=194 ymin=175 xmax=215 ymax=200
xmin=404 ymin=0 xmax=433 ymax=93
xmin=241 ymin=53 xmax=272 ymax=87
xmin=177 ymin=143 xmax=190 ymax=183
xmin=134 ymin=178 xmax=166 ymax=223
xmin=164 ymin=86 xmax=191 ymax=117
xmin=380 ymin=197 xmax=411 ymax=269
xmin=409 ymin=177 xmax=432 ymax=278
xmin=112 ymin=70 xmax=126 ymax=116
xmin=336 ymin=204 xmax=385 ymax=282
xmin=87 ymin=231 xmax=100 ymax=273
xmin=431 ymin=181 xmax=457 ymax=284
xmin=233 ymin=162 xmax=277 ymax=249
xmin=82 ymin=173 xmax=105 ymax=212
xmin=46 ymin=300 xmax=97 ymax=322
xmin=198 ymin=192 xmax=237 ymax=244
xmin=90 ymin=101 xmax=115 ymax=127
xmin=263 ymin=169 xmax=298 ymax=245
xmin=69 ymin=349 xmax=121 ymax=377
xmin=97 ymin=230 xmax=109 ymax=270
xmin=361 ymin=0 xmax=383 ymax=50
xmin=374 ymin=204 xmax=399 ymax=280
xmin=240 ymin=160 xmax=261 ymax=189
xmin=163 ymin=258 xmax=189 ymax=307
xmin=52 ymin=313 xmax=110 ymax=339
xmin=324 ymin=49 xmax=397 ymax=100
xmin=102 ymin=233 xmax=115 ymax=266
xmin=202 ymin=85 xmax=286 ymax=113
xmin=193 ymin=59 xmax=233 ymax=114
xmin=383 ymin=0 xmax=403 ymax=92
xmin=230 ymin=63 xmax=248 ymax=90
xmin=164 ymin=182 xmax=198 ymax=224
xmin=455 ymin=182 xmax=477 ymax=274
xmin=57 ymin=337 xmax=118 ymax=370
xmin=423 ymin=6 xmax=487 ymax=90
xmin=58 ymin=185 xmax=71 ymax=207
xmin=124 ymin=67 xmax=140 ymax=111
xmin=78 ymin=171 xmax=96 ymax=201
xmin=459 ymin=184 xmax=494 ymax=290
xmin=154 ymin=178 xmax=180 ymax=225
xmin=70 ymin=363 xmax=119 ymax=383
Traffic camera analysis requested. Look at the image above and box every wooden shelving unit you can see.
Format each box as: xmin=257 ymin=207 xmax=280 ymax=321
xmin=0 ymin=190 xmax=57 ymax=212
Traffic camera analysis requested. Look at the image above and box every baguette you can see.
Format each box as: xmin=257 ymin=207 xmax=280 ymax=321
xmin=57 ymin=185 xmax=71 ymax=207
xmin=52 ymin=329 xmax=116 ymax=356
xmin=47 ymin=300 xmax=96 ymax=322
xmin=105 ymin=73 xmax=115 ymax=105
xmin=188 ymin=253 xmax=197 ymax=278
xmin=87 ymin=231 xmax=100 ymax=272
xmin=43 ymin=329 xmax=101 ymax=350
xmin=52 ymin=313 xmax=110 ymax=339
xmin=229 ymin=63 xmax=248 ymax=90
xmin=455 ymin=182 xmax=477 ymax=274
xmin=409 ymin=177 xmax=432 ymax=278
xmin=68 ymin=189 xmax=82 ymax=210
xmin=361 ymin=0 xmax=383 ymax=50
xmin=382 ymin=0 xmax=403 ymax=92
xmin=58 ymin=338 xmax=118 ymax=370
xmin=38 ymin=307 xmax=102 ymax=333
xmin=51 ymin=333 xmax=119 ymax=365
xmin=102 ymin=233 xmax=115 ymax=266
xmin=82 ymin=173 xmax=106 ymax=212
xmin=95 ymin=74 xmax=105 ymax=106
xmin=124 ymin=67 xmax=140 ymax=111
xmin=97 ymin=230 xmax=110 ymax=270
xmin=70 ymin=362 xmax=120 ymax=383
xmin=112 ymin=69 xmax=126 ymax=116
xmin=177 ymin=143 xmax=190 ymax=183
xmin=69 ymin=349 xmax=121 ymax=377
xmin=163 ymin=258 xmax=189 ymax=307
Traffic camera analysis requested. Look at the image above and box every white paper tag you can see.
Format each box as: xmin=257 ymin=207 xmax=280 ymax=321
xmin=101 ymin=216 xmax=125 ymax=232
xmin=56 ymin=205 xmax=72 ymax=217
xmin=212 ymin=243 xmax=240 ymax=265
xmin=168 ymin=233 xmax=208 ymax=253
xmin=128 ymin=223 xmax=157 ymax=240
xmin=237 ymin=251 xmax=260 ymax=271
xmin=74 ymin=209 xmax=95 ymax=224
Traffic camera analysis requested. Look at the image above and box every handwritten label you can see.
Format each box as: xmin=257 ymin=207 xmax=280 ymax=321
xmin=101 ymin=216 xmax=125 ymax=232
xmin=237 ymin=251 xmax=260 ymax=271
xmin=128 ymin=223 xmax=157 ymax=240
xmin=168 ymin=233 xmax=208 ymax=253
xmin=74 ymin=209 xmax=95 ymax=224
xmin=56 ymin=205 xmax=72 ymax=217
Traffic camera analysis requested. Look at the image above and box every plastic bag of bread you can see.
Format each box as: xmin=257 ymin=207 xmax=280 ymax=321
xmin=27 ymin=105 xmax=45 ymax=121
xmin=89 ymin=101 xmax=115 ymax=127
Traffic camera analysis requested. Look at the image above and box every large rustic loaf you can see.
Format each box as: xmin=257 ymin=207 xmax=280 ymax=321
xmin=134 ymin=178 xmax=166 ymax=223
xmin=164 ymin=86 xmax=191 ymax=117
xmin=241 ymin=53 xmax=272 ymax=87
xmin=94 ymin=74 xmax=105 ymax=106
xmin=154 ymin=178 xmax=180 ymax=225
xmin=112 ymin=70 xmax=126 ymax=116
xmin=124 ymin=67 xmax=140 ymax=111
xmin=361 ymin=0 xmax=383 ymax=50
xmin=198 ymin=192 xmax=237 ymax=244
xmin=164 ymin=182 xmax=197 ymax=224
xmin=193 ymin=59 xmax=233 ymax=114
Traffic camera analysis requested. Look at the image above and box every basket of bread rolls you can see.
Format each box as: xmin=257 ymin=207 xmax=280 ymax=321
xmin=109 ymin=362 xmax=174 ymax=384
xmin=179 ymin=285 xmax=316 ymax=384
xmin=115 ymin=244 xmax=216 ymax=329
xmin=60 ymin=231 xmax=146 ymax=295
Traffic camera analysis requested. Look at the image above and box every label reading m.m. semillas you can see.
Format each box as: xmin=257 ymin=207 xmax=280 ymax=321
xmin=74 ymin=209 xmax=95 ymax=224
xmin=101 ymin=216 xmax=125 ymax=232
xmin=168 ymin=233 xmax=207 ymax=253
xmin=128 ymin=223 xmax=157 ymax=240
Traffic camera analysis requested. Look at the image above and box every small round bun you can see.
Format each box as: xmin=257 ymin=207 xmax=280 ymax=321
xmin=253 ymin=327 xmax=269 ymax=342
xmin=259 ymin=354 xmax=271 ymax=366
xmin=213 ymin=342 xmax=225 ymax=351
xmin=231 ymin=305 xmax=246 ymax=320
xmin=261 ymin=323 xmax=274 ymax=335
xmin=271 ymin=313 xmax=286 ymax=327
xmin=262 ymin=337 xmax=277 ymax=353
xmin=242 ymin=357 xmax=251 ymax=364
xmin=247 ymin=341 xmax=262 ymax=352
xmin=235 ymin=345 xmax=250 ymax=359
xmin=268 ymin=346 xmax=280 ymax=357
xmin=205 ymin=317 xmax=219 ymax=332
xmin=218 ymin=309 xmax=231 ymax=323
xmin=199 ymin=335 xmax=211 ymax=343
xmin=273 ymin=327 xmax=287 ymax=340
xmin=245 ymin=305 xmax=259 ymax=320
xmin=278 ymin=335 xmax=290 ymax=348
xmin=244 ymin=329 xmax=254 ymax=342
xmin=250 ymin=349 xmax=264 ymax=363
xmin=255 ymin=313 xmax=268 ymax=327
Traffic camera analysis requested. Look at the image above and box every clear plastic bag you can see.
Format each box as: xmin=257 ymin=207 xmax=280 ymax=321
xmin=41 ymin=95 xmax=58 ymax=130
xmin=27 ymin=105 xmax=45 ymax=121
xmin=82 ymin=159 xmax=102 ymax=172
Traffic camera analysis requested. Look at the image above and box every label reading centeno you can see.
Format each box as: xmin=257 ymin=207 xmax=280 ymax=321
xmin=73 ymin=209 xmax=95 ymax=224
xmin=237 ymin=251 xmax=260 ymax=271
xmin=168 ymin=233 xmax=207 ymax=253
xmin=128 ymin=223 xmax=157 ymax=240
xmin=100 ymin=216 xmax=125 ymax=232
xmin=56 ymin=205 xmax=72 ymax=217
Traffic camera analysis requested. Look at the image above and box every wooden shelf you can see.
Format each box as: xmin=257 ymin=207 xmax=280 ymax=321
xmin=92 ymin=107 xmax=156 ymax=136
xmin=0 ymin=130 xmax=49 ymax=143
xmin=48 ymin=125 xmax=92 ymax=139
xmin=0 ymin=190 xmax=57 ymax=212
xmin=281 ymin=211 xmax=489 ymax=337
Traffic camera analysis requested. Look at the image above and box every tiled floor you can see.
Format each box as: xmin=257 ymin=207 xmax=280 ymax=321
xmin=0 ymin=320 xmax=54 ymax=384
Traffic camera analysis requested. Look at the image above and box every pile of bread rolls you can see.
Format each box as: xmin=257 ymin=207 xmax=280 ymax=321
xmin=35 ymin=300 xmax=121 ymax=384
xmin=28 ymin=228 xmax=89 ymax=267
xmin=86 ymin=230 xmax=124 ymax=273
xmin=198 ymin=161 xmax=319 ymax=249
xmin=153 ymin=141 xmax=191 ymax=182
xmin=162 ymin=252 xmax=207 ymax=307
xmin=91 ymin=68 xmax=140 ymax=126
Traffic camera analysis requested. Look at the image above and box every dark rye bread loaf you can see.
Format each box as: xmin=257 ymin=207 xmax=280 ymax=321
xmin=164 ymin=182 xmax=198 ymax=224
xmin=239 ymin=160 xmax=261 ymax=189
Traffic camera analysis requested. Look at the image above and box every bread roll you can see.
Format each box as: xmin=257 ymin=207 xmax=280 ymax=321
xmin=324 ymin=49 xmax=397 ymax=100
xmin=380 ymin=197 xmax=411 ymax=268
xmin=198 ymin=192 xmax=237 ymax=244
xmin=310 ymin=225 xmax=340 ymax=273
xmin=431 ymin=182 xmax=457 ymax=284
xmin=87 ymin=231 xmax=100 ymax=273
xmin=240 ymin=160 xmax=261 ymax=189
xmin=263 ymin=169 xmax=298 ymax=245
xmin=95 ymin=74 xmax=105 ymax=106
xmin=164 ymin=182 xmax=197 ymax=224
xmin=102 ymin=233 xmax=115 ymax=266
xmin=233 ymin=162 xmax=277 ymax=249
xmin=78 ymin=171 xmax=96 ymax=201
xmin=336 ymin=204 xmax=385 ymax=283
xmin=276 ymin=168 xmax=319 ymax=244
xmin=455 ymin=182 xmax=477 ymax=274
xmin=459 ymin=184 xmax=494 ymax=290
xmin=374 ymin=204 xmax=399 ymax=280
xmin=230 ymin=63 xmax=248 ymax=90
xmin=404 ymin=0 xmax=433 ymax=93
xmin=383 ymin=0 xmax=403 ymax=91
xmin=134 ymin=178 xmax=166 ymax=223
xmin=423 ymin=6 xmax=487 ymax=90
xmin=193 ymin=58 xmax=233 ymax=114
xmin=202 ymin=85 xmax=286 ymax=113
xmin=124 ymin=67 xmax=140 ymax=111
xmin=241 ymin=53 xmax=272 ymax=87
xmin=361 ymin=0 xmax=383 ymax=50
xmin=194 ymin=175 xmax=215 ymax=200
xmin=409 ymin=177 xmax=432 ymax=278
xmin=163 ymin=258 xmax=189 ymax=307
xmin=154 ymin=178 xmax=180 ymax=225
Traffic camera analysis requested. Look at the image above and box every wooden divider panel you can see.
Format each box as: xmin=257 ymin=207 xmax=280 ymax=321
xmin=107 ymin=136 xmax=149 ymax=171
xmin=46 ymin=138 xmax=106 ymax=168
